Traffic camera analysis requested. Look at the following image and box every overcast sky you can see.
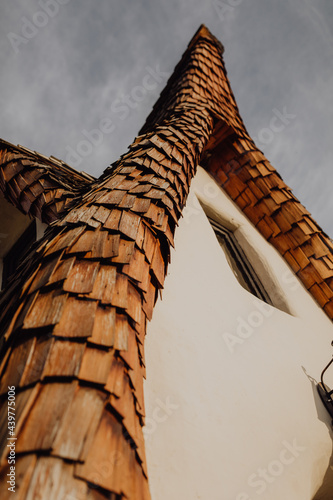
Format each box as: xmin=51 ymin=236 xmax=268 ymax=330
xmin=1 ymin=0 xmax=332 ymax=235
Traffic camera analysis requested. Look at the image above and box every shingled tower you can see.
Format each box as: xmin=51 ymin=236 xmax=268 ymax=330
xmin=0 ymin=25 xmax=333 ymax=500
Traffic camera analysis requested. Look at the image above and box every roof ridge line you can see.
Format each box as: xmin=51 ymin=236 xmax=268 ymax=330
xmin=188 ymin=24 xmax=225 ymax=54
xmin=0 ymin=138 xmax=96 ymax=182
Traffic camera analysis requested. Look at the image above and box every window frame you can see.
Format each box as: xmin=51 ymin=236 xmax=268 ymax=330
xmin=209 ymin=217 xmax=273 ymax=305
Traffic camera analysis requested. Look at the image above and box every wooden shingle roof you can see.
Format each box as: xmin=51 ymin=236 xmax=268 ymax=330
xmin=0 ymin=139 xmax=94 ymax=223
xmin=0 ymin=24 xmax=332 ymax=500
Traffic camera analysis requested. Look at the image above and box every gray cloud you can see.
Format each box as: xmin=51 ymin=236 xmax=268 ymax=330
xmin=0 ymin=0 xmax=332 ymax=234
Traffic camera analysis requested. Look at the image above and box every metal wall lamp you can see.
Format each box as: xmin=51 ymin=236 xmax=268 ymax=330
xmin=317 ymin=342 xmax=333 ymax=423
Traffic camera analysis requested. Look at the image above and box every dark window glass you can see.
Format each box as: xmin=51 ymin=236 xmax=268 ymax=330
xmin=2 ymin=221 xmax=36 ymax=289
xmin=209 ymin=218 xmax=272 ymax=305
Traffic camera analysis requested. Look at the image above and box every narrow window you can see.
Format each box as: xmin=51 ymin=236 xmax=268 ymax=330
xmin=209 ymin=218 xmax=272 ymax=305
xmin=2 ymin=221 xmax=36 ymax=289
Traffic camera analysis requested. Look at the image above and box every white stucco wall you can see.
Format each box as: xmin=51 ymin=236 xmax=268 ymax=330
xmin=144 ymin=167 xmax=333 ymax=500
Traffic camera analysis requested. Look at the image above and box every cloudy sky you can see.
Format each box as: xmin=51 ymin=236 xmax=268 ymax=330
xmin=1 ymin=0 xmax=332 ymax=235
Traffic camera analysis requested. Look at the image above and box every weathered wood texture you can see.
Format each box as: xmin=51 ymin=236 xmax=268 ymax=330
xmin=0 ymin=24 xmax=332 ymax=500
xmin=0 ymin=140 xmax=94 ymax=223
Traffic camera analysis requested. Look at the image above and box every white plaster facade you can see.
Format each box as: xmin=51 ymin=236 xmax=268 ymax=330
xmin=144 ymin=167 xmax=333 ymax=500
